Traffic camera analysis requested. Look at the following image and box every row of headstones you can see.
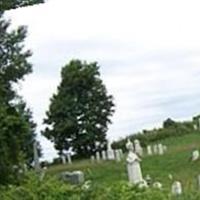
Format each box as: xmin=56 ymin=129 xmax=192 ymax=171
xmin=91 ymin=149 xmax=124 ymax=162
xmin=146 ymin=143 xmax=168 ymax=156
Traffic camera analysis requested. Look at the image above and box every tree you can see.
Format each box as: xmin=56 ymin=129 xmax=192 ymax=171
xmin=0 ymin=12 xmax=38 ymax=184
xmin=0 ymin=0 xmax=44 ymax=11
xmin=43 ymin=60 xmax=115 ymax=158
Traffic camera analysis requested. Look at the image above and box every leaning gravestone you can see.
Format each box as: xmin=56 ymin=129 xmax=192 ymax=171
xmin=60 ymin=171 xmax=84 ymax=185
xmin=192 ymin=150 xmax=200 ymax=161
xmin=171 ymin=181 xmax=182 ymax=195
xmin=126 ymin=139 xmax=143 ymax=184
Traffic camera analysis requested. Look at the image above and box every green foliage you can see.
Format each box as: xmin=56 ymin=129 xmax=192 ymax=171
xmin=43 ymin=60 xmax=115 ymax=157
xmin=0 ymin=14 xmax=38 ymax=185
xmin=112 ymin=118 xmax=195 ymax=151
xmin=0 ymin=0 xmax=44 ymax=11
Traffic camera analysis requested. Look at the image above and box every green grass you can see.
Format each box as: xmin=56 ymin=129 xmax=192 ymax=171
xmin=47 ymin=133 xmax=200 ymax=191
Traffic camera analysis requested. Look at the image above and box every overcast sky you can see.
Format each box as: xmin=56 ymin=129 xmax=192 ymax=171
xmin=5 ymin=0 xmax=200 ymax=161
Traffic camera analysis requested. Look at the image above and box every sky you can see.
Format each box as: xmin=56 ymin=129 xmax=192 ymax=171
xmin=5 ymin=0 xmax=200 ymax=161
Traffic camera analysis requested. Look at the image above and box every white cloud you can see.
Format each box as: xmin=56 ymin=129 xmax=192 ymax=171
xmin=5 ymin=0 xmax=200 ymax=160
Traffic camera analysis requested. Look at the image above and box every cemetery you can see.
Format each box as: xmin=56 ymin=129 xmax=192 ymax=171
xmin=2 ymin=1 xmax=200 ymax=200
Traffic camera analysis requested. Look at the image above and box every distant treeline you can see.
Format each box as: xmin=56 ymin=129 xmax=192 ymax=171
xmin=112 ymin=117 xmax=200 ymax=152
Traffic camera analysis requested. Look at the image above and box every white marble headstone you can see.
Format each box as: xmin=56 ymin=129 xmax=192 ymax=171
xmin=171 ymin=181 xmax=182 ymax=195
xmin=101 ymin=150 xmax=107 ymax=160
xmin=134 ymin=139 xmax=143 ymax=156
xmin=192 ymin=150 xmax=199 ymax=161
xmin=147 ymin=145 xmax=153 ymax=156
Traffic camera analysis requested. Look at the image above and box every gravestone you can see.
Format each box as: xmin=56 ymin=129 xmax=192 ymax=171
xmin=61 ymin=154 xmax=66 ymax=164
xmin=192 ymin=150 xmax=200 ymax=161
xmin=153 ymin=182 xmax=162 ymax=189
xmin=171 ymin=181 xmax=182 ymax=195
xmin=96 ymin=151 xmax=101 ymax=162
xmin=158 ymin=144 xmax=164 ymax=155
xmin=107 ymin=141 xmax=115 ymax=160
xmin=126 ymin=139 xmax=143 ymax=184
xmin=33 ymin=141 xmax=40 ymax=171
xmin=60 ymin=171 xmax=84 ymax=184
xmin=134 ymin=139 xmax=143 ymax=156
xmin=66 ymin=152 xmax=72 ymax=164
xmin=90 ymin=155 xmax=95 ymax=163
xmin=119 ymin=149 xmax=124 ymax=159
xmin=115 ymin=149 xmax=121 ymax=162
xmin=147 ymin=145 xmax=153 ymax=156
xmin=102 ymin=150 xmax=107 ymax=160
xmin=153 ymin=144 xmax=158 ymax=154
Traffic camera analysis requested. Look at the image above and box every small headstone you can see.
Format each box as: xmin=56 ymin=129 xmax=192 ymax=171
xmin=145 ymin=174 xmax=152 ymax=185
xmin=61 ymin=154 xmax=66 ymax=164
xmin=147 ymin=145 xmax=153 ymax=156
xmin=192 ymin=150 xmax=200 ymax=161
xmin=115 ymin=149 xmax=121 ymax=162
xmin=197 ymin=175 xmax=200 ymax=188
xmin=153 ymin=144 xmax=158 ymax=154
xmin=67 ymin=152 xmax=72 ymax=164
xmin=153 ymin=181 xmax=162 ymax=189
xmin=126 ymin=139 xmax=143 ymax=184
xmin=96 ymin=151 xmax=100 ymax=162
xmin=138 ymin=180 xmax=148 ymax=188
xmin=102 ymin=150 xmax=107 ymax=160
xmin=119 ymin=149 xmax=124 ymax=159
xmin=90 ymin=155 xmax=95 ymax=163
xmin=171 ymin=181 xmax=182 ymax=195
xmin=107 ymin=141 xmax=115 ymax=160
xmin=158 ymin=144 xmax=164 ymax=155
xmin=134 ymin=139 xmax=143 ymax=156
xmin=60 ymin=171 xmax=84 ymax=185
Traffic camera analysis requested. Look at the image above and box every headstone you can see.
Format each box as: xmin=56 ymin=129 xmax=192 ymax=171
xmin=60 ymin=171 xmax=84 ymax=184
xmin=61 ymin=154 xmax=66 ymax=164
xmin=126 ymin=139 xmax=134 ymax=151
xmin=153 ymin=182 xmax=162 ymax=189
xmin=90 ymin=155 xmax=95 ymax=163
xmin=96 ymin=151 xmax=100 ymax=162
xmin=33 ymin=141 xmax=40 ymax=171
xmin=163 ymin=145 xmax=167 ymax=153
xmin=66 ymin=152 xmax=72 ymax=164
xmin=126 ymin=139 xmax=143 ymax=184
xmin=107 ymin=141 xmax=115 ymax=160
xmin=194 ymin=124 xmax=198 ymax=130
xmin=115 ymin=149 xmax=121 ymax=162
xmin=134 ymin=139 xmax=143 ymax=156
xmin=147 ymin=145 xmax=153 ymax=156
xmin=145 ymin=174 xmax=152 ymax=185
xmin=119 ymin=149 xmax=124 ymax=159
xmin=192 ymin=150 xmax=200 ymax=161
xmin=138 ymin=180 xmax=148 ymax=188
xmin=197 ymin=175 xmax=200 ymax=188
xmin=158 ymin=144 xmax=164 ymax=155
xmin=171 ymin=181 xmax=182 ymax=195
xmin=153 ymin=144 xmax=158 ymax=154
xmin=102 ymin=150 xmax=107 ymax=160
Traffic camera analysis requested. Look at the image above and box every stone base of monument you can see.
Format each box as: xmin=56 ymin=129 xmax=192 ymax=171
xmin=60 ymin=171 xmax=84 ymax=184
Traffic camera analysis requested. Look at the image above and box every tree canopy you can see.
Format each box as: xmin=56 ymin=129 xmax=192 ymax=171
xmin=0 ymin=11 xmax=38 ymax=184
xmin=0 ymin=0 xmax=44 ymax=11
xmin=43 ymin=60 xmax=115 ymax=158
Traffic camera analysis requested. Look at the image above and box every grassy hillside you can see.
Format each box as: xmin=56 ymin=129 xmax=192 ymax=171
xmin=47 ymin=133 xmax=200 ymax=190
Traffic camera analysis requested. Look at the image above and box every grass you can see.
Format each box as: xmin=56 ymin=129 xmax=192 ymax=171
xmin=47 ymin=133 xmax=200 ymax=191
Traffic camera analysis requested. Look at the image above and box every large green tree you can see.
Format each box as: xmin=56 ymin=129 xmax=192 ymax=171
xmin=43 ymin=60 xmax=115 ymax=158
xmin=0 ymin=0 xmax=42 ymax=184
